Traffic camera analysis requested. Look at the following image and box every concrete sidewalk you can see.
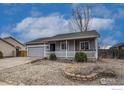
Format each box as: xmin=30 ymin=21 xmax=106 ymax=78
xmin=0 ymin=57 xmax=37 ymax=70
xmin=0 ymin=57 xmax=38 ymax=85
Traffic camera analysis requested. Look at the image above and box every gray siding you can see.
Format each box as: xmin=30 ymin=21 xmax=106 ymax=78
xmin=68 ymin=40 xmax=74 ymax=51
xmin=55 ymin=42 xmax=60 ymax=51
xmin=48 ymin=38 xmax=96 ymax=51
xmin=90 ymin=40 xmax=95 ymax=50
xmin=75 ymin=38 xmax=96 ymax=51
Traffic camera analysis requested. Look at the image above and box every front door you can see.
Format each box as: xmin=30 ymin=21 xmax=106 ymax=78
xmin=50 ymin=44 xmax=55 ymax=51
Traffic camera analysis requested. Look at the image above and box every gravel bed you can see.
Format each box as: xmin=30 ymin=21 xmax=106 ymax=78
xmin=0 ymin=59 xmax=123 ymax=85
xmin=0 ymin=60 xmax=81 ymax=85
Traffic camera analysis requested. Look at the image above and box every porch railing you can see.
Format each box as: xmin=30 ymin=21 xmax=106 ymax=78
xmin=45 ymin=51 xmax=96 ymax=58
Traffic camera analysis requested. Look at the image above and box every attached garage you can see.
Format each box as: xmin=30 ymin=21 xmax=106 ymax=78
xmin=27 ymin=45 xmax=45 ymax=58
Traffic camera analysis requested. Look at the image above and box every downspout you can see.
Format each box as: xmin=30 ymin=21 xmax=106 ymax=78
xmin=44 ymin=43 xmax=46 ymax=57
xmin=95 ymin=38 xmax=98 ymax=60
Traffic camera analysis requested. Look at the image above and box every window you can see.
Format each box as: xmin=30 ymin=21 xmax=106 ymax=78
xmin=50 ymin=44 xmax=55 ymax=51
xmin=61 ymin=42 xmax=66 ymax=50
xmin=46 ymin=45 xmax=49 ymax=50
xmin=80 ymin=41 xmax=89 ymax=50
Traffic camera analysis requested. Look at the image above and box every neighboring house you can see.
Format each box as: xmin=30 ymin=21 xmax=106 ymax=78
xmin=110 ymin=42 xmax=124 ymax=50
xmin=3 ymin=37 xmax=25 ymax=50
xmin=0 ymin=37 xmax=25 ymax=57
xmin=0 ymin=38 xmax=16 ymax=57
xmin=26 ymin=30 xmax=100 ymax=60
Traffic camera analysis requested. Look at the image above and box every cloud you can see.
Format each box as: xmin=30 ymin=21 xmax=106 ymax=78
xmin=89 ymin=18 xmax=114 ymax=30
xmin=100 ymin=36 xmax=117 ymax=49
xmin=29 ymin=7 xmax=42 ymax=17
xmin=13 ymin=14 xmax=71 ymax=42
xmin=9 ymin=14 xmax=114 ymax=43
xmin=101 ymin=45 xmax=111 ymax=49
xmin=114 ymin=8 xmax=124 ymax=19
xmin=71 ymin=4 xmax=113 ymax=19
xmin=114 ymin=30 xmax=124 ymax=37
xmin=0 ymin=33 xmax=11 ymax=38
xmin=92 ymin=5 xmax=112 ymax=18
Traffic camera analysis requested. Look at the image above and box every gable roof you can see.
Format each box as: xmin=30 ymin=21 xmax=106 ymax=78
xmin=0 ymin=38 xmax=16 ymax=48
xmin=43 ymin=30 xmax=99 ymax=41
xmin=3 ymin=37 xmax=24 ymax=46
xmin=26 ymin=37 xmax=50 ymax=45
xmin=26 ymin=30 xmax=99 ymax=45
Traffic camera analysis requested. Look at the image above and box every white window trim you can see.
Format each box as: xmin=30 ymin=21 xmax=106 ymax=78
xmin=27 ymin=44 xmax=46 ymax=48
xmin=79 ymin=41 xmax=90 ymax=50
xmin=46 ymin=44 xmax=50 ymax=51
xmin=60 ymin=41 xmax=69 ymax=51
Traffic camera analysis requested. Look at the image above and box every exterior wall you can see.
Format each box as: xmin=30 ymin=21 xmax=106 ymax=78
xmin=75 ymin=38 xmax=96 ymax=51
xmin=68 ymin=40 xmax=74 ymax=51
xmin=26 ymin=37 xmax=98 ymax=60
xmin=48 ymin=40 xmax=75 ymax=51
xmin=46 ymin=38 xmax=97 ymax=60
xmin=0 ymin=40 xmax=16 ymax=57
xmin=48 ymin=38 xmax=96 ymax=51
xmin=55 ymin=41 xmax=60 ymax=51
xmin=46 ymin=50 xmax=96 ymax=60
xmin=4 ymin=38 xmax=25 ymax=50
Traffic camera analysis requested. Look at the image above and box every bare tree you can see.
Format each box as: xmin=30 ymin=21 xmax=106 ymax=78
xmin=70 ymin=6 xmax=91 ymax=32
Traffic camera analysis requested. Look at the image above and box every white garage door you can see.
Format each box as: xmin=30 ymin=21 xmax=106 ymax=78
xmin=27 ymin=46 xmax=44 ymax=58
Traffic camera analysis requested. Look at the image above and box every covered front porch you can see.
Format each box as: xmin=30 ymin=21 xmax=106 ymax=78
xmin=44 ymin=38 xmax=98 ymax=60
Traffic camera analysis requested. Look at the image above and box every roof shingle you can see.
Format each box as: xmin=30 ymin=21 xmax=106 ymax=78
xmin=26 ymin=30 xmax=99 ymax=45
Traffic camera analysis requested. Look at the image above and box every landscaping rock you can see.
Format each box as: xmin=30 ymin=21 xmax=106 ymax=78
xmin=0 ymin=59 xmax=123 ymax=85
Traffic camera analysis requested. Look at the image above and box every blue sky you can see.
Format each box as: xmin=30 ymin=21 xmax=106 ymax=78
xmin=0 ymin=3 xmax=124 ymax=48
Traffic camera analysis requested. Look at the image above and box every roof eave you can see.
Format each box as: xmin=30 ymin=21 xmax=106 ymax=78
xmin=3 ymin=37 xmax=25 ymax=46
xmin=0 ymin=38 xmax=16 ymax=48
xmin=26 ymin=42 xmax=44 ymax=45
xmin=43 ymin=35 xmax=98 ymax=42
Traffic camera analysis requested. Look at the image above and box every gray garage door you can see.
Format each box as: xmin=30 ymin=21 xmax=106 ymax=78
xmin=28 ymin=47 xmax=44 ymax=58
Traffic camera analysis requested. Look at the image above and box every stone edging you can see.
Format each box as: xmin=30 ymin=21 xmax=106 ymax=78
xmin=29 ymin=59 xmax=42 ymax=64
xmin=63 ymin=67 xmax=98 ymax=81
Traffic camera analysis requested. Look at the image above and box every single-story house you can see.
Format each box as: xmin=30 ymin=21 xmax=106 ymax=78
xmin=26 ymin=30 xmax=100 ymax=60
xmin=0 ymin=37 xmax=25 ymax=57
xmin=110 ymin=42 xmax=124 ymax=50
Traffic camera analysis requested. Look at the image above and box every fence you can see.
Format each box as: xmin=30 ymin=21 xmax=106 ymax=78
xmin=18 ymin=51 xmax=27 ymax=57
xmin=99 ymin=49 xmax=124 ymax=59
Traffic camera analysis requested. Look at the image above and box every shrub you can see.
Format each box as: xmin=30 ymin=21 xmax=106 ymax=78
xmin=74 ymin=52 xmax=87 ymax=62
xmin=49 ymin=53 xmax=57 ymax=60
xmin=0 ymin=51 xmax=3 ymax=59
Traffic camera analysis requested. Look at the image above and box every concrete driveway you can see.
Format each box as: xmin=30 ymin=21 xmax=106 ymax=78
xmin=0 ymin=57 xmax=37 ymax=70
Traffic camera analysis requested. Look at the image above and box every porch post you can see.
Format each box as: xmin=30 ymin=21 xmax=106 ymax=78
xmin=66 ymin=40 xmax=67 ymax=58
xmin=26 ymin=46 xmax=28 ymax=57
xmin=44 ymin=43 xmax=46 ymax=57
xmin=74 ymin=40 xmax=75 ymax=55
xmin=95 ymin=38 xmax=98 ymax=59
